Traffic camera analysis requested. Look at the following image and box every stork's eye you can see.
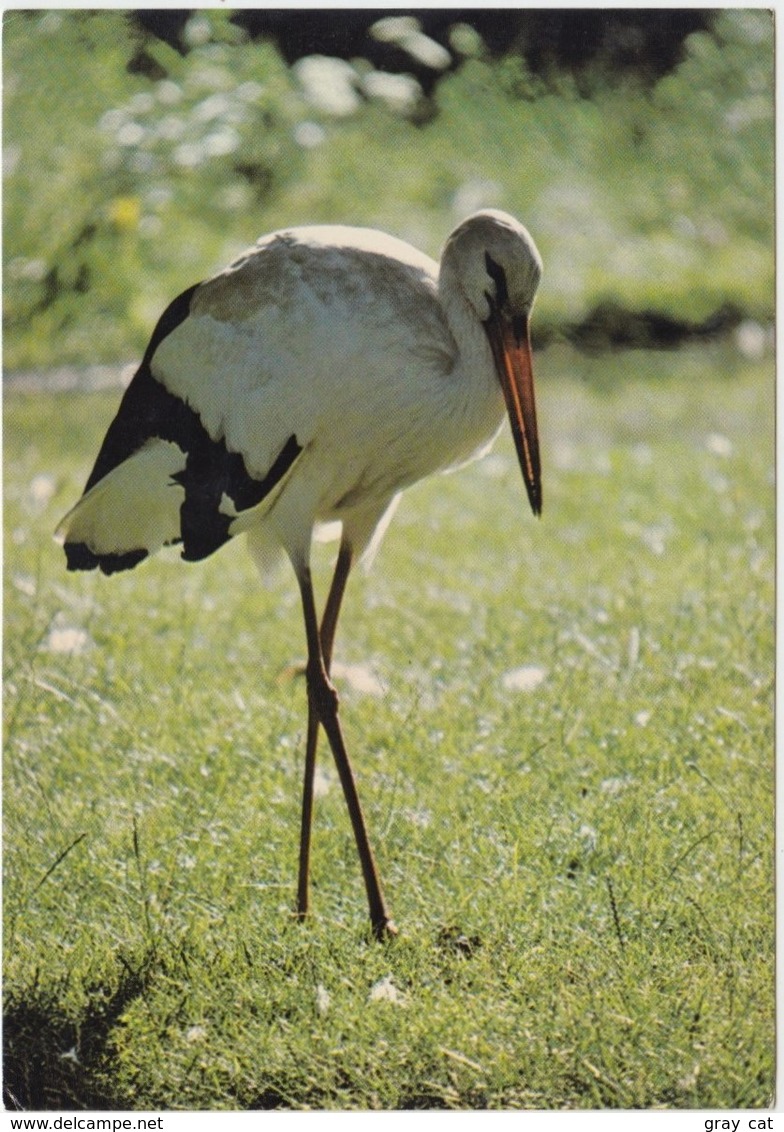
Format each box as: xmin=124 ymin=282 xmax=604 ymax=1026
xmin=484 ymin=252 xmax=509 ymax=309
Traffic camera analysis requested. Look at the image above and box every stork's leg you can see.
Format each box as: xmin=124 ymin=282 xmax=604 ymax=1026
xmin=296 ymin=539 xmax=352 ymax=920
xmin=296 ymin=714 xmax=320 ymax=921
xmin=296 ymin=560 xmax=396 ymax=940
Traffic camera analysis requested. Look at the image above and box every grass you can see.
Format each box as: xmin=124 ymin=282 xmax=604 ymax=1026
xmin=3 ymin=343 xmax=774 ymax=1110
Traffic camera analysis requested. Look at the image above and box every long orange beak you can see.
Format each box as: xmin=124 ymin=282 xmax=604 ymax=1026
xmin=485 ymin=313 xmax=542 ymax=516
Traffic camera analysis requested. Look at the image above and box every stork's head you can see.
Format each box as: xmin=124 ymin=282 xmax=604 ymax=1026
xmin=442 ymin=209 xmax=543 ymax=516
xmin=444 ymin=209 xmax=542 ymax=323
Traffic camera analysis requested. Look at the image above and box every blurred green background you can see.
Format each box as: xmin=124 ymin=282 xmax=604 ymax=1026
xmin=3 ymin=8 xmax=774 ymax=371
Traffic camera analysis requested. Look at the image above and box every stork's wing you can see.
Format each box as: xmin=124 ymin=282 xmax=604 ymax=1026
xmin=57 ymin=276 xmax=304 ymax=573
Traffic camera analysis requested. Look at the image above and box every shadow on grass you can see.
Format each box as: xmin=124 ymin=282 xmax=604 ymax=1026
xmin=3 ymin=953 xmax=153 ymax=1111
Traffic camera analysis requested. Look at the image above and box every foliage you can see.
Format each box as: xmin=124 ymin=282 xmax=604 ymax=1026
xmin=2 ymin=9 xmax=774 ymax=369
xmin=3 ymin=10 xmax=306 ymax=366
xmin=4 ymin=345 xmax=774 ymax=1109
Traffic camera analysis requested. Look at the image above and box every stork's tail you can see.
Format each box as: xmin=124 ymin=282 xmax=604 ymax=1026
xmin=56 ymin=430 xmax=304 ymax=575
xmin=55 ymin=439 xmax=186 ymax=574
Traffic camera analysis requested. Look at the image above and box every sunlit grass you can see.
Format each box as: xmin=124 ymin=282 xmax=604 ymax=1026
xmin=3 ymin=343 xmax=773 ymax=1109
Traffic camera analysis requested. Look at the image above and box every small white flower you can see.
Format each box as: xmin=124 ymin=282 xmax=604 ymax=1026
xmin=706 ymin=433 xmax=734 ymax=458
xmin=29 ymin=473 xmax=56 ymax=505
xmin=502 ymin=665 xmax=548 ymax=692
xmin=315 ymin=984 xmax=331 ymax=1015
xmin=45 ymin=625 xmax=91 ymax=655
xmin=331 ymin=661 xmax=385 ymax=697
xmin=369 ymin=975 xmax=406 ymax=1005
xmin=313 ymin=766 xmax=333 ymax=799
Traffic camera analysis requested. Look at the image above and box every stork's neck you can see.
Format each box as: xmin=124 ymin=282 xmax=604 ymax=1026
xmin=432 ymin=264 xmax=507 ymax=474
xmin=438 ymin=266 xmax=497 ymax=395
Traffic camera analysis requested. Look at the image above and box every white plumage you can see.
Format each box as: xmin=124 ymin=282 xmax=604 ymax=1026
xmin=57 ymin=209 xmax=543 ymax=938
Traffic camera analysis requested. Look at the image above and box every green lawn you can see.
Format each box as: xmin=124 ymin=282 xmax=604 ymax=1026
xmin=3 ymin=343 xmax=774 ymax=1109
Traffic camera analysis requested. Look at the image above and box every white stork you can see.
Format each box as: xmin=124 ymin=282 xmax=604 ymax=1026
xmin=56 ymin=209 xmax=543 ymax=939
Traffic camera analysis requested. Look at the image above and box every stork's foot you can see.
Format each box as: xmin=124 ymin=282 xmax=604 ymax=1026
xmin=372 ymin=916 xmax=399 ymax=942
xmin=293 ymin=909 xmax=397 ymax=939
